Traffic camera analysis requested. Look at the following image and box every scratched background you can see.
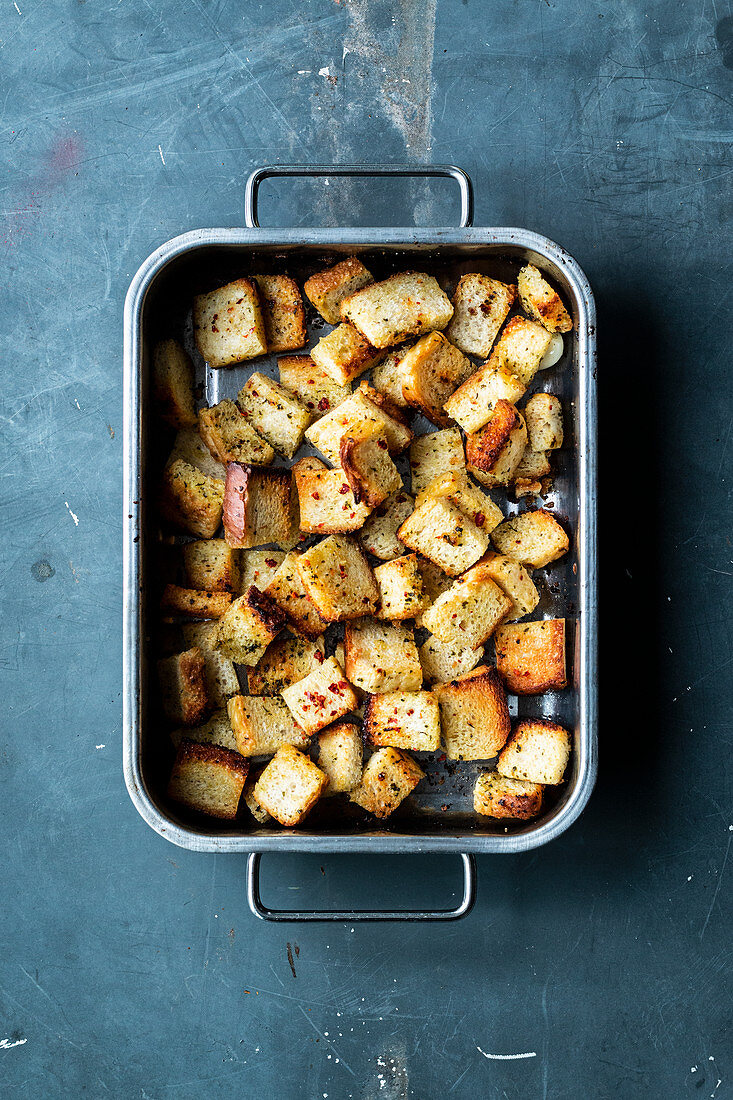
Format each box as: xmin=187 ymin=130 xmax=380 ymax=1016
xmin=1 ymin=0 xmax=732 ymax=1097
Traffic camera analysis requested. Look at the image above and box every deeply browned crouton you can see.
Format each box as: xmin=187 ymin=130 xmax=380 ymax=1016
xmin=494 ymin=619 xmax=567 ymax=694
xmin=474 ymin=772 xmax=544 ymax=819
xmin=434 ymin=666 xmax=511 ymax=760
xmin=168 ymin=740 xmax=249 ymax=820
xmin=158 ymin=647 xmax=210 ymax=727
xmin=252 ymin=274 xmax=307 ymax=352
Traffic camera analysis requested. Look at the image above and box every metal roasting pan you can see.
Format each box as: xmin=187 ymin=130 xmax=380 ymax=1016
xmin=123 ymin=165 xmax=598 ymax=921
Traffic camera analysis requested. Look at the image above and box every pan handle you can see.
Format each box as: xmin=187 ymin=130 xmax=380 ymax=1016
xmin=244 ymin=164 xmax=474 ymax=229
xmin=246 ymin=852 xmax=476 ymax=922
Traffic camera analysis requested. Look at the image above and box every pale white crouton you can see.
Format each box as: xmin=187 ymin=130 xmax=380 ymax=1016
xmin=305 ymin=383 xmax=412 ymax=464
xmin=247 ymin=634 xmax=325 ymax=696
xmin=311 ymin=322 xmax=385 ymax=386
xmin=254 ymin=745 xmax=328 ymax=826
xmin=490 ymin=316 xmax=553 ymax=386
xmin=370 ymin=344 xmax=413 ymax=408
xmin=374 ymin=554 xmax=427 ymax=621
xmin=445 ymin=274 xmax=517 ymax=358
xmin=237 ymin=372 xmax=312 ymax=459
xmin=358 ymin=491 xmax=415 ymax=560
xmin=193 ymin=278 xmax=267 ymax=367
xmin=278 ymin=354 xmax=352 ymax=418
xmin=263 ymin=551 xmax=330 ymax=640
xmin=418 ymin=635 xmax=484 ymax=685
xmin=524 ymin=393 xmax=564 ymax=451
xmin=296 ymin=535 xmax=379 ymax=621
xmin=344 ymin=618 xmax=422 ymax=693
xmin=280 ymin=656 xmax=358 ymax=736
xmin=292 ymin=457 xmax=371 ymax=535
xmin=497 ymin=719 xmax=571 ymax=784
xmin=397 ymin=498 xmax=489 ymax=576
xmin=490 ymin=510 xmax=569 ymax=568
xmin=415 ymin=470 xmax=503 ymax=534
xmin=316 ymin=722 xmax=363 ymax=794
xmin=364 ymin=690 xmax=441 ymax=752
xmin=399 ymin=332 xmax=473 ymax=425
xmin=421 ymin=559 xmax=512 ymax=649
xmin=479 ymin=551 xmax=539 ymax=622
xmin=350 ymin=747 xmax=425 ymax=818
xmin=409 ymin=428 xmax=465 ymax=496
xmin=443 ymin=362 xmax=527 ymax=435
xmin=238 ymin=550 xmax=286 ymax=593
xmin=341 ymin=272 xmax=453 ymax=348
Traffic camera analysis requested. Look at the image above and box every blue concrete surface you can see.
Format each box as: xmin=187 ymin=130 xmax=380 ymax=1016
xmin=1 ymin=1 xmax=731 ymax=1097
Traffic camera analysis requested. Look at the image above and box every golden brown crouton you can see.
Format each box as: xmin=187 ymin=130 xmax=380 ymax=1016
xmin=358 ymin=491 xmax=415 ymax=560
xmin=474 ymin=772 xmax=544 ymax=819
xmin=340 ymin=272 xmax=453 ymax=348
xmin=491 ymin=510 xmax=570 ymax=568
xmin=350 ymin=747 xmax=425 ymax=819
xmin=445 ymin=274 xmax=517 ymax=358
xmin=397 ymin=498 xmax=489 ymax=576
xmin=213 ymin=586 xmax=285 ymax=666
xmin=183 ymin=539 xmax=239 ymax=592
xmin=494 ymin=619 xmax=567 ymax=694
xmin=479 ymin=552 xmax=539 ymax=622
xmin=497 ymin=718 xmax=571 ymax=784
xmin=305 ymin=383 xmax=413 ymax=464
xmin=254 ymin=745 xmax=329 ymax=827
xmin=252 ymin=274 xmax=307 ymax=352
xmin=280 ymin=655 xmax=358 ymax=736
xmin=467 ymin=408 xmax=528 ymax=489
xmin=344 ymin=618 xmax=422 ymax=693
xmin=168 ymin=428 xmax=226 ymax=481
xmin=399 ymin=331 xmax=473 ymax=425
xmin=415 ymin=470 xmax=504 ymax=534
xmin=238 ymin=550 xmax=286 ymax=593
xmin=434 ymin=666 xmax=510 ymax=760
xmin=237 ymin=372 xmax=312 ymax=459
xmin=278 ymin=354 xmax=352 ymax=418
xmin=490 ymin=315 xmax=553 ymax=386
xmin=418 ymin=635 xmax=484 ymax=685
xmin=517 ymin=264 xmax=573 ymax=333
xmin=199 ymin=399 xmax=274 ymax=466
xmin=370 ymin=344 xmax=414 ymax=408
xmin=364 ymin=690 xmax=441 ymax=752
xmin=421 ymin=560 xmax=512 ymax=649
xmin=443 ymin=361 xmax=527 ymax=435
xmin=408 ymin=428 xmax=466 ymax=496
xmin=311 ymin=322 xmax=385 ymax=386
xmin=316 ymin=722 xmax=363 ymax=794
xmin=153 ymin=338 xmax=198 ymax=429
xmin=160 ymin=584 xmax=233 ymax=621
xmin=160 ymin=459 xmax=224 ymax=539
xmin=296 ymin=535 xmax=379 ymax=621
xmin=158 ymin=647 xmax=210 ymax=727
xmin=292 ymin=457 xmax=372 ymax=535
xmin=168 ymin=740 xmax=249 ymax=820
xmin=227 ymin=695 xmax=310 ymax=756
xmin=303 ymin=255 xmax=374 ymax=325
xmin=374 ymin=554 xmax=427 ymax=621
xmin=263 ymin=551 xmax=330 ymax=639
xmin=222 ymin=464 xmax=297 ymax=551
xmin=193 ymin=277 xmax=267 ymax=367
xmin=181 ymin=621 xmax=241 ymax=706
xmin=339 ymin=423 xmax=402 ymax=507
xmin=246 ymin=634 xmax=325 ymax=696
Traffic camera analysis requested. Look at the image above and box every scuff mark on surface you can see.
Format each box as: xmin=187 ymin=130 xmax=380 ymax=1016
xmin=476 ymin=1046 xmax=537 ymax=1060
xmin=64 ymin=501 xmax=79 ymax=526
xmin=286 ymin=942 xmax=298 ymax=979
xmin=0 ymin=1038 xmax=27 ymax=1050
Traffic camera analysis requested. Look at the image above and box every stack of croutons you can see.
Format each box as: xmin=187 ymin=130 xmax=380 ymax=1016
xmin=155 ymin=258 xmax=574 ymax=828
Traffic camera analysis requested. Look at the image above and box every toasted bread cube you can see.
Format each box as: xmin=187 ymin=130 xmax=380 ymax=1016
xmin=445 ymin=274 xmax=516 ymax=358
xmin=374 ymin=554 xmax=426 ymax=621
xmin=419 ymin=635 xmax=483 ymax=685
xmin=238 ymin=549 xmax=286 ymax=593
xmin=223 ymin=464 xmax=297 ymax=551
xmin=296 ymin=535 xmax=379 ymax=621
xmin=414 ymin=556 xmax=455 ymax=628
xmin=467 ymin=411 xmax=528 ymax=489
xmin=293 ymin=457 xmax=371 ymax=534
xmin=344 ymin=618 xmax=422 ymax=693
xmin=252 ymin=274 xmax=306 ymax=352
xmin=479 ymin=552 xmax=539 ymax=622
xmin=160 ymin=584 xmax=233 ymax=621
xmin=227 ymin=695 xmax=310 ymax=756
xmin=214 ymin=586 xmax=285 ymax=666
xmin=193 ymin=277 xmax=267 ymax=367
xmin=199 ymin=399 xmax=274 ymax=466
xmin=397 ymin=498 xmax=489 ymax=577
xmin=236 ymin=372 xmax=311 ymax=459
xmin=243 ymin=768 xmax=272 ymax=824
xmin=474 ymin=772 xmax=543 ymax=819
xmin=517 ymin=264 xmax=572 ymax=333
xmin=399 ymin=332 xmax=473 ymax=425
xmin=421 ymin=560 xmax=512 ymax=648
xmin=434 ymin=666 xmax=510 ymax=760
xmin=247 ymin=633 xmax=325 ymax=696
xmin=490 ymin=315 xmax=553 ymax=386
xmin=514 ymin=478 xmax=543 ymax=499
xmin=158 ymin=647 xmax=210 ymax=727
xmin=170 ymin=709 xmax=238 ymax=752
xmin=254 ymin=745 xmax=328 ymax=826
xmin=306 ymin=383 xmax=412 ymax=464
xmin=339 ymin=423 xmax=402 ymax=507
xmin=168 ymin=428 xmax=226 ymax=481
xmin=311 ymin=322 xmax=385 ymax=386
xmin=444 ymin=362 xmax=527 ymax=435
xmin=491 ymin=510 xmax=569 ymax=568
xmin=415 ymin=471 xmax=503 ymax=534
xmin=281 ymin=656 xmax=358 ymax=736
xmin=524 ymin=393 xmax=564 ymax=451
xmin=168 ymin=740 xmax=248 ymax=819
xmin=183 ymin=539 xmax=239 ymax=592
xmin=497 ymin=718 xmax=571 ymax=784
xmin=364 ymin=690 xmax=440 ymax=752
xmin=370 ymin=344 xmax=413 ymax=408
xmin=278 ymin=354 xmax=352 ymax=418
xmin=153 ymin=339 xmax=198 ymax=429
xmin=263 ymin=551 xmax=330 ymax=639
xmin=409 ymin=428 xmax=465 ymax=496
xmin=341 ymin=272 xmax=453 ymax=348
xmin=315 ymin=722 xmax=363 ymax=795
xmin=495 ymin=619 xmax=566 ymax=694
xmin=181 ymin=621 xmax=241 ymax=705
xmin=304 ymin=255 xmax=374 ymax=325
xmin=350 ymin=747 xmax=424 ymax=818
xmin=161 ymin=459 xmax=224 ymax=539
xmin=358 ymin=491 xmax=415 ymax=560
xmin=513 ymin=448 xmax=551 ymax=479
